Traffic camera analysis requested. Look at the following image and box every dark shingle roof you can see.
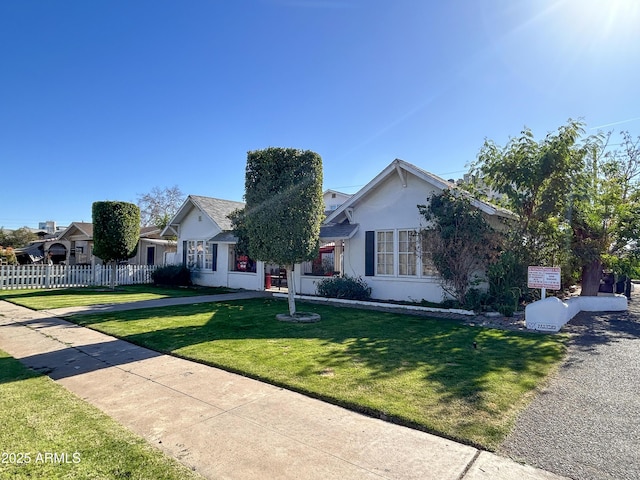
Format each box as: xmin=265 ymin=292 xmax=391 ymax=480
xmin=190 ymin=195 xmax=245 ymax=231
xmin=320 ymin=223 xmax=359 ymax=240
xmin=209 ymin=231 xmax=239 ymax=243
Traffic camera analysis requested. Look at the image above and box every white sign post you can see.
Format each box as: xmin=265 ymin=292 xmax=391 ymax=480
xmin=528 ymin=266 xmax=561 ymax=298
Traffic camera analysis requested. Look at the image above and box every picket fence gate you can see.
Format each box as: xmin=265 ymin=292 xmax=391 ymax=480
xmin=0 ymin=264 xmax=158 ymax=290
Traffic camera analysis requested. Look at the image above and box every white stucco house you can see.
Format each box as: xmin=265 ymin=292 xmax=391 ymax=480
xmin=294 ymin=159 xmax=515 ymax=303
xmin=163 ymin=160 xmax=513 ymax=303
xmin=161 ymin=195 xmax=269 ymax=290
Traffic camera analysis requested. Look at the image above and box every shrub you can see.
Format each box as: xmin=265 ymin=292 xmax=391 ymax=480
xmin=463 ymin=288 xmax=489 ymax=312
xmin=316 ymin=275 xmax=371 ymax=301
xmin=151 ymin=265 xmax=192 ymax=286
xmin=0 ymin=246 xmax=17 ymax=265
xmin=486 ymin=250 xmax=527 ymax=316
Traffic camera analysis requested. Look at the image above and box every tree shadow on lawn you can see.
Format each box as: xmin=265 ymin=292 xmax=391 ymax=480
xmin=0 ymin=354 xmax=40 ymax=384
xmin=0 ymin=285 xmax=230 ymax=305
xmin=0 ymin=286 xmax=158 ymax=307
xmin=71 ymin=299 xmax=567 ymax=410
xmin=0 ymin=287 xmax=113 ymax=301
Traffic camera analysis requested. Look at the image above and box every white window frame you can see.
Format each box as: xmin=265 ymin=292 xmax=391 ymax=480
xmin=398 ymin=229 xmax=418 ymax=277
xmin=375 ymin=230 xmax=394 ymax=276
xmin=186 ymin=240 xmax=212 ymax=270
xmin=373 ymin=228 xmax=438 ymax=278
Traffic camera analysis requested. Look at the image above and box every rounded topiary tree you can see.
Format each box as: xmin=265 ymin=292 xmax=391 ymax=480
xmin=92 ymin=201 xmax=141 ymax=289
xmin=243 ymin=147 xmax=324 ymax=317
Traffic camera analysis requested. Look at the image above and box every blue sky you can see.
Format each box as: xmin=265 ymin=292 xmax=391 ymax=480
xmin=2 ymin=0 xmax=639 ymax=229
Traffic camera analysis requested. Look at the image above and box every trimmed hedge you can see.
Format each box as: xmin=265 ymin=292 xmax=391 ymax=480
xmin=151 ymin=265 xmax=192 ymax=286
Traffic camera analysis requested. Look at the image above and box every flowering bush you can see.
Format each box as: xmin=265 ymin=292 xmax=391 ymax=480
xmin=0 ymin=246 xmax=17 ymax=265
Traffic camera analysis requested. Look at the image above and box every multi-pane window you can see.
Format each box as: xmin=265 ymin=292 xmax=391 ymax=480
xmin=376 ymin=231 xmax=394 ymax=275
xmin=368 ymin=229 xmax=438 ymax=278
xmin=418 ymin=231 xmax=438 ymax=276
xmin=203 ymin=242 xmax=213 ymax=270
xmin=186 ymin=240 xmax=213 ymax=269
xmin=398 ymin=230 xmax=417 ymax=276
xmin=185 ymin=241 xmax=197 ymax=268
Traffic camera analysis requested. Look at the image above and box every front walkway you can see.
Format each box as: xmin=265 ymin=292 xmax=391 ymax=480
xmin=0 ymin=297 xmax=566 ymax=480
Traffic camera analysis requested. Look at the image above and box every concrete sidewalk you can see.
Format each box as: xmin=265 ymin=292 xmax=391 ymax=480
xmin=42 ymin=290 xmax=273 ymax=317
xmin=0 ymin=299 xmax=567 ymax=480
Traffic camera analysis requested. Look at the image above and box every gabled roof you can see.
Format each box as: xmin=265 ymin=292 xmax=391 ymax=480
xmin=323 ymin=189 xmax=352 ymax=197
xmin=57 ymin=222 xmax=94 ymax=240
xmin=140 ymin=226 xmax=162 ymax=238
xmin=324 ymin=158 xmax=515 ymax=224
xmin=162 ymin=195 xmax=245 ymax=236
xmin=58 ymin=223 xmax=169 ymax=241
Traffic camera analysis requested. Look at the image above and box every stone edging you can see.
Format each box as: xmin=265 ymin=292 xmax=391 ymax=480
xmin=271 ymin=293 xmax=476 ymax=316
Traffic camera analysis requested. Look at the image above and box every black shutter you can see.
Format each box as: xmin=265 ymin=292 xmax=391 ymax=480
xmin=211 ymin=243 xmax=218 ymax=271
xmin=182 ymin=241 xmax=187 ymax=266
xmin=365 ymin=231 xmax=375 ymax=276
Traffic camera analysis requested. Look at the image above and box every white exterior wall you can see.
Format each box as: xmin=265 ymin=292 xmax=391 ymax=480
xmin=176 ymin=208 xmax=264 ymax=290
xmin=341 ymin=171 xmax=447 ymax=303
xmin=228 ymin=267 xmax=263 ymax=290
xmin=324 ymin=191 xmax=352 ymax=213
xmin=130 ymin=239 xmax=175 ymax=266
xmin=296 ymin=270 xmax=325 ymax=296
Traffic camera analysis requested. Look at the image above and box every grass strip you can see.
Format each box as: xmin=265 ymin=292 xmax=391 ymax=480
xmin=68 ymin=297 xmax=567 ymax=450
xmin=0 ymin=349 xmax=204 ymax=480
xmin=0 ymin=285 xmax=233 ymax=310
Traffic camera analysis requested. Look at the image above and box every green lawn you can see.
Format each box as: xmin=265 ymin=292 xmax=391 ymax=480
xmin=0 ymin=285 xmax=233 ymax=310
xmin=0 ymin=350 xmax=204 ymax=480
xmin=67 ymin=298 xmax=567 ymax=450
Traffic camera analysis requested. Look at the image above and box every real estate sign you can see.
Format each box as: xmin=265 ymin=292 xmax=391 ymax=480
xmin=528 ymin=266 xmax=561 ymax=290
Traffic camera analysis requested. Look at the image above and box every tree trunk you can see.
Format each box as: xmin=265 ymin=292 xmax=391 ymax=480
xmin=286 ymin=265 xmax=296 ymax=316
xmin=580 ymin=258 xmax=602 ymax=296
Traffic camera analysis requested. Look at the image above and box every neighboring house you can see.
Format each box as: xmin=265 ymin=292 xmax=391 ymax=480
xmin=53 ymin=222 xmax=94 ymax=265
xmin=161 ymin=195 xmax=270 ymax=290
xmin=132 ymin=227 xmax=178 ymax=266
xmin=23 ymin=222 xmax=176 ymax=266
xmin=323 ymin=189 xmax=352 ymax=214
xmin=294 ymin=159 xmax=515 ymax=303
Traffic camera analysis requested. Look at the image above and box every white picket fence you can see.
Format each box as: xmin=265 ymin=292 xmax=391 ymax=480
xmin=0 ymin=264 xmax=158 ymax=290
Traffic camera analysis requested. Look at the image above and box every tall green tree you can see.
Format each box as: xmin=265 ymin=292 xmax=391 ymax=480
xmin=570 ymin=131 xmax=640 ymax=294
xmin=472 ymin=120 xmax=587 ymax=267
xmin=471 ymin=120 xmax=640 ymax=296
xmin=92 ymin=201 xmax=141 ymax=289
xmin=242 ymin=147 xmax=324 ymax=316
xmin=227 ymin=208 xmax=250 ymax=257
xmin=0 ymin=227 xmax=38 ymax=249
